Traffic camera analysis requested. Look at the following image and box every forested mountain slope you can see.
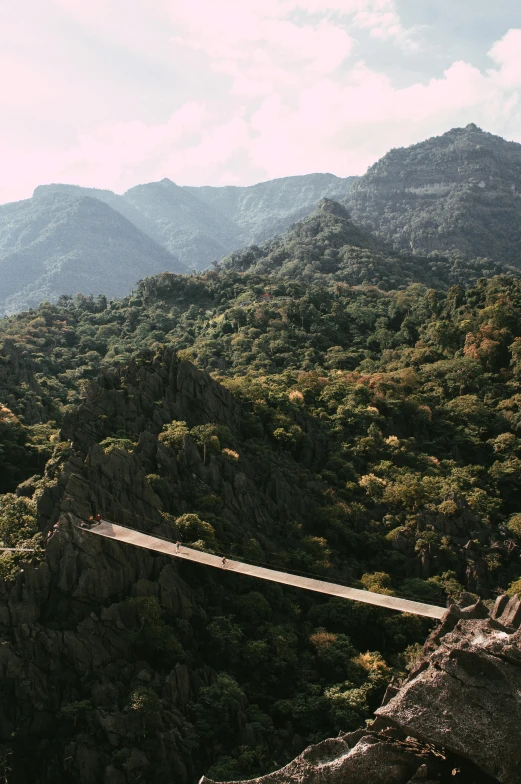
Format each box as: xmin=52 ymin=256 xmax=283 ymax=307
xmin=222 ymin=198 xmax=512 ymax=289
xmin=348 ymin=124 xmax=521 ymax=265
xmin=32 ymin=182 xmax=164 ymax=241
xmin=2 ymin=161 xmax=521 ymax=780
xmin=123 ymin=178 xmax=240 ymax=268
xmin=2 ymin=252 xmax=521 ymax=778
xmin=6 ymin=122 xmax=521 ymax=308
xmin=0 ymin=190 xmax=185 ymax=315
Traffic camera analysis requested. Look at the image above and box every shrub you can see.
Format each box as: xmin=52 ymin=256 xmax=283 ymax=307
xmin=360 ymin=572 xmax=395 ymax=596
xmin=507 ymin=578 xmax=521 ymax=597
xmin=176 ymin=513 xmax=217 ymax=549
xmin=403 ymin=642 xmax=423 ymax=671
xmin=124 ymin=597 xmax=184 ymax=666
xmin=0 ymin=552 xmax=20 ymax=581
xmin=359 ymin=473 xmax=386 ymax=501
xmin=507 ymin=514 xmax=521 ymax=538
xmin=99 ymin=437 xmax=135 ymax=454
xmin=438 ymin=499 xmax=459 ymax=517
xmin=0 ymin=495 xmax=38 ymax=547
xmin=158 ymin=420 xmax=189 ymax=449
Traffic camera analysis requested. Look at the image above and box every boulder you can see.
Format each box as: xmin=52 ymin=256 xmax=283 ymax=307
xmin=376 ymin=604 xmax=521 ymax=784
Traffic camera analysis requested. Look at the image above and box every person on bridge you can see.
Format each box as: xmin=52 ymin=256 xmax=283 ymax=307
xmin=176 ymin=541 xmax=181 ymax=554
xmin=96 ymin=514 xmax=101 ymax=523
xmin=221 ymin=556 xmax=227 ymax=568
xmin=48 ymin=523 xmax=60 ymax=539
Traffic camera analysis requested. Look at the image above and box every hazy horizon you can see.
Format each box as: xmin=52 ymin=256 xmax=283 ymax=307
xmin=3 ymin=120 xmax=518 ymax=209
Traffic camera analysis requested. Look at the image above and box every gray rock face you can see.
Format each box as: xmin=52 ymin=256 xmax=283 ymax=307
xmin=377 ymin=599 xmax=521 ymax=784
xmin=0 ymin=517 xmax=201 ymax=782
xmin=202 ymin=598 xmax=520 ymax=784
xmin=201 ymin=733 xmax=421 ymax=784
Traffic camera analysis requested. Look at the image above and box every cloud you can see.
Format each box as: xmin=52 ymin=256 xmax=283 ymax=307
xmin=489 ymin=28 xmax=521 ymax=88
xmin=171 ymin=7 xmax=355 ymax=98
xmin=0 ymin=55 xmax=57 ymax=108
xmin=1 ymin=6 xmax=521 ymax=204
xmin=169 ymin=0 xmax=409 ymax=47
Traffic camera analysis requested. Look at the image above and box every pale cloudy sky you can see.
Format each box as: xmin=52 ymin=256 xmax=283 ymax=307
xmin=1 ymin=0 xmax=521 ymax=203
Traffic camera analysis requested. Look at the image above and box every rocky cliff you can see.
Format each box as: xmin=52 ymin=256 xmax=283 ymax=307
xmin=0 ymin=350 xmax=328 ymax=782
xmin=201 ymin=596 xmax=521 ymax=784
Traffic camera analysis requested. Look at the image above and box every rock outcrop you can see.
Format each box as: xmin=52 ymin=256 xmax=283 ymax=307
xmin=377 ymin=596 xmax=521 ymax=784
xmin=201 ymin=597 xmax=521 ymax=784
xmin=0 ymin=350 xmax=324 ymax=782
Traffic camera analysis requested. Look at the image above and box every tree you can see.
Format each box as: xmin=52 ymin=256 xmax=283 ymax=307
xmin=128 ymin=687 xmax=161 ymax=733
xmin=190 ymin=424 xmax=221 ymax=464
xmin=158 ymin=420 xmax=189 ymax=450
xmin=360 ymin=572 xmax=395 ymax=596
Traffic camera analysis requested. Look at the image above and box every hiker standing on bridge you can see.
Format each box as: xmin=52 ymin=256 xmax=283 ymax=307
xmin=222 ymin=556 xmax=227 ymax=568
xmin=176 ymin=541 xmax=181 ymax=554
xmin=96 ymin=514 xmax=101 ymax=524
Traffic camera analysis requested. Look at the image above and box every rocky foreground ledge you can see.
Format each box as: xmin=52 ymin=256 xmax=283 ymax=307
xmin=200 ymin=595 xmax=521 ymax=784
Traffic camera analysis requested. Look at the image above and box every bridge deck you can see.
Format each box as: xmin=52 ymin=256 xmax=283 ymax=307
xmin=81 ymin=521 xmax=446 ymax=620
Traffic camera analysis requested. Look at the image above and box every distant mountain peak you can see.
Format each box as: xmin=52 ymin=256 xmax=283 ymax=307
xmin=316 ymin=198 xmax=351 ymax=218
xmin=348 ymin=124 xmax=521 ymax=264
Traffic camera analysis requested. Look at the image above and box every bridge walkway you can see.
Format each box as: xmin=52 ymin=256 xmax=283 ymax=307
xmin=80 ymin=521 xmax=446 ymax=620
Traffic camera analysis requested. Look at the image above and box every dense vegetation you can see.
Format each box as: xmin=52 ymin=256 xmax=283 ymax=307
xmin=2 ymin=201 xmax=521 ymax=779
xmin=349 ymin=124 xmax=521 ymax=265
xmin=221 ymin=199 xmax=512 ymax=289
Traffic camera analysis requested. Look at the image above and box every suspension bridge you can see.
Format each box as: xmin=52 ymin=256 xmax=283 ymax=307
xmin=76 ymin=520 xmax=446 ymax=620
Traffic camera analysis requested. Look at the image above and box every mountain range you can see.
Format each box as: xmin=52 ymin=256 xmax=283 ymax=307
xmin=0 ymin=174 xmax=354 ymax=315
xmin=222 ymin=198 xmax=510 ymax=290
xmin=34 ymin=172 xmax=356 ymax=270
xmin=2 ymin=133 xmax=521 ymax=780
xmin=1 ymin=123 xmax=521 ymax=315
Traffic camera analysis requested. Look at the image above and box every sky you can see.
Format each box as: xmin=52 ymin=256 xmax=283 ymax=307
xmin=1 ymin=0 xmax=521 ymax=203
